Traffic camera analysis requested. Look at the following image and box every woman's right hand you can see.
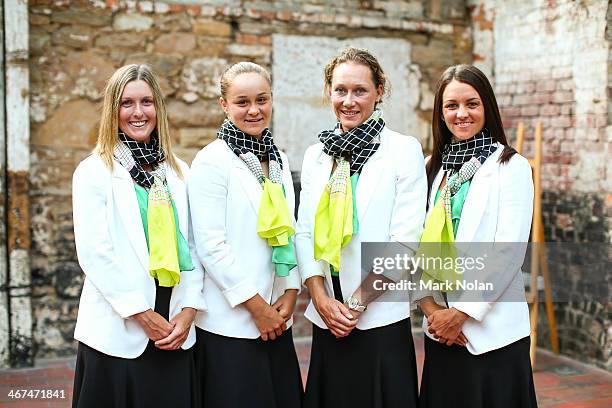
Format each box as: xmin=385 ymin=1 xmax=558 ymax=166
xmin=244 ymin=295 xmax=287 ymax=341
xmin=313 ymin=293 xmax=356 ymax=338
xmin=132 ymin=309 xmax=175 ymax=341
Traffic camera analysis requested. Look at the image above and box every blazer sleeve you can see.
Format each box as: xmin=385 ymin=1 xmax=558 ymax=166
xmin=453 ymin=156 xmax=534 ymax=321
xmin=72 ymin=159 xmax=151 ymax=319
xmin=187 ymin=150 xmax=259 ymax=308
xmin=172 ymin=162 xmax=207 ymax=312
xmin=295 ymin=145 xmax=325 ymax=285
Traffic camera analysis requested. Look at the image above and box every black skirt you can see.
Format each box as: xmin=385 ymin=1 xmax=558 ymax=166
xmin=419 ymin=335 xmax=538 ymax=408
xmin=304 ymin=318 xmax=419 ymax=408
xmin=72 ymin=283 xmax=199 ymax=408
xmin=194 ymin=327 xmax=304 ymax=408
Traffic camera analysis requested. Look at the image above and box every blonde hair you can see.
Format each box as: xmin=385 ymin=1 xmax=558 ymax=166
xmin=219 ymin=61 xmax=271 ymax=99
xmin=94 ymin=64 xmax=183 ymax=178
xmin=323 ymin=47 xmax=389 ymax=104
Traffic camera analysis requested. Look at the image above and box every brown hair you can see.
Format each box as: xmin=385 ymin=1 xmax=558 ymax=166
xmin=427 ymin=64 xmax=516 ymax=195
xmin=323 ymin=47 xmax=389 ymax=105
xmin=219 ymin=61 xmax=271 ymax=100
xmin=94 ymin=64 xmax=183 ymax=178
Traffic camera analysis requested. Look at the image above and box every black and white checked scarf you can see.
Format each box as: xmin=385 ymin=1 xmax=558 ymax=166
xmin=318 ymin=109 xmax=385 ymax=175
xmin=441 ymin=129 xmax=497 ymax=176
xmin=217 ymin=119 xmax=283 ymax=184
xmin=114 ymin=131 xmax=166 ymax=188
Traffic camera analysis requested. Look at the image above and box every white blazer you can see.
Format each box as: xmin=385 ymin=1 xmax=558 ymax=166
xmin=188 ymin=139 xmax=301 ymax=339
xmin=72 ymin=154 xmax=207 ymax=359
xmin=296 ymin=127 xmax=427 ymax=330
xmin=422 ymin=144 xmax=534 ymax=355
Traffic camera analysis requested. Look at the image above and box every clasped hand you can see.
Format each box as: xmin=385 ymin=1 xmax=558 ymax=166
xmin=314 ymin=294 xmax=359 ymax=338
xmin=245 ymin=291 xmax=299 ymax=341
xmin=427 ymin=308 xmax=469 ymax=347
xmin=133 ymin=308 xmax=196 ymax=350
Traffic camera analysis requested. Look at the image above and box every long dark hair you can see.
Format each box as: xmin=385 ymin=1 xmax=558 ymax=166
xmin=427 ymin=64 xmax=516 ymax=195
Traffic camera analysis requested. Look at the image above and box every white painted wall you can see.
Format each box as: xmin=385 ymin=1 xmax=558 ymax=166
xmin=4 ymin=0 xmax=31 ymax=367
xmin=0 ymin=0 xmax=8 ymax=368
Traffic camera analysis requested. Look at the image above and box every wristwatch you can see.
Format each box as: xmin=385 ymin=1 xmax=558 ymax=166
xmin=346 ymin=296 xmax=367 ymax=312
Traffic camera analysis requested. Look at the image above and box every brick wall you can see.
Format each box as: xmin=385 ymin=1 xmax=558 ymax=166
xmin=27 ymin=0 xmax=471 ymax=359
xmin=470 ymin=0 xmax=611 ymax=370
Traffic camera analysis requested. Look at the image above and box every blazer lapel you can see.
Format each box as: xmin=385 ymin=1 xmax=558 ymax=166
xmin=355 ymin=147 xmax=385 ymax=221
xmin=233 ymin=156 xmax=262 ymax=216
xmin=111 ymin=163 xmax=149 ymax=270
xmin=427 ymin=168 xmax=445 ymax=215
xmin=311 ymin=150 xmax=333 ymax=206
xmin=165 ymin=163 xmax=188 ymax=238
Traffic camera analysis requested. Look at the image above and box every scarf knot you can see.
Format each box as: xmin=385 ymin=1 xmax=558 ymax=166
xmin=441 ymin=128 xmax=496 ymax=176
xmin=318 ymin=109 xmax=385 ymax=175
xmin=114 ymin=131 xmax=165 ymax=188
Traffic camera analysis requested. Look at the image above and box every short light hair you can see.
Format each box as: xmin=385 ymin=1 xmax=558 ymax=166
xmin=94 ymin=64 xmax=182 ymax=178
xmin=219 ymin=61 xmax=271 ymax=99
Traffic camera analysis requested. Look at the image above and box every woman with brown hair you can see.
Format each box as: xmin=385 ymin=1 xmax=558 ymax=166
xmin=71 ymin=64 xmax=206 ymax=407
xmin=418 ymin=64 xmax=538 ymax=408
xmin=296 ymin=47 xmax=427 ymax=408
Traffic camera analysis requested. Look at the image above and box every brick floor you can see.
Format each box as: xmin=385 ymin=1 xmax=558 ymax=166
xmin=1 ymin=333 xmax=610 ymax=408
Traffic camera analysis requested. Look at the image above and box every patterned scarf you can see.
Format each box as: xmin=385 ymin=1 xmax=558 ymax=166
xmin=217 ymin=119 xmax=296 ymax=277
xmin=115 ymin=131 xmax=165 ymax=188
xmin=417 ymin=130 xmax=497 ymax=288
xmin=217 ymin=119 xmax=283 ymax=184
xmin=440 ymin=129 xmax=497 ymax=221
xmin=318 ymin=109 xmax=385 ymax=175
xmin=313 ymin=110 xmax=384 ymax=275
xmin=114 ymin=132 xmax=183 ymax=287
xmin=441 ymin=129 xmax=496 ymax=176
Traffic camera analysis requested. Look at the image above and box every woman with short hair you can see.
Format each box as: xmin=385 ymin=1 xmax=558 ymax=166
xmin=297 ymin=47 xmax=427 ymax=408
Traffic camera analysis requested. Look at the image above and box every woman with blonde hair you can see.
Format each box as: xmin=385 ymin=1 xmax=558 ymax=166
xmin=71 ymin=64 xmax=206 ymax=408
xmin=189 ymin=61 xmax=303 ymax=407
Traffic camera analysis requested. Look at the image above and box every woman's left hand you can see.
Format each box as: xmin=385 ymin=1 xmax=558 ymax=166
xmin=155 ymin=307 xmax=197 ymax=350
xmin=427 ymin=307 xmax=469 ymax=346
xmin=271 ymin=289 xmax=298 ymax=322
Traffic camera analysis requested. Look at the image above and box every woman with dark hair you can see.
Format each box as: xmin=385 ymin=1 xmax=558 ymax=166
xmin=418 ymin=64 xmax=538 ymax=408
xmin=296 ymin=47 xmax=427 ymax=408
xmin=71 ymin=64 xmax=206 ymax=408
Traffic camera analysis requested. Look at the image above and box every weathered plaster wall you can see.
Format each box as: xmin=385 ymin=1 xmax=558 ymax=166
xmin=273 ymin=35 xmax=424 ymax=167
xmin=26 ymin=0 xmax=471 ymax=360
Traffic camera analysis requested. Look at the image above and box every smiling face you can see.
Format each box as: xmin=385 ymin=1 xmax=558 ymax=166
xmin=329 ymin=62 xmax=383 ymax=132
xmin=118 ymin=80 xmax=157 ymax=143
xmin=441 ymin=79 xmax=485 ymax=141
xmin=219 ymin=72 xmax=272 ymax=138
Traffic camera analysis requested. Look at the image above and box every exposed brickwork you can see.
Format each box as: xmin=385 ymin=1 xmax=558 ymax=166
xmin=27 ymin=0 xmax=472 ymax=360
xmin=470 ymin=0 xmax=611 ymax=371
